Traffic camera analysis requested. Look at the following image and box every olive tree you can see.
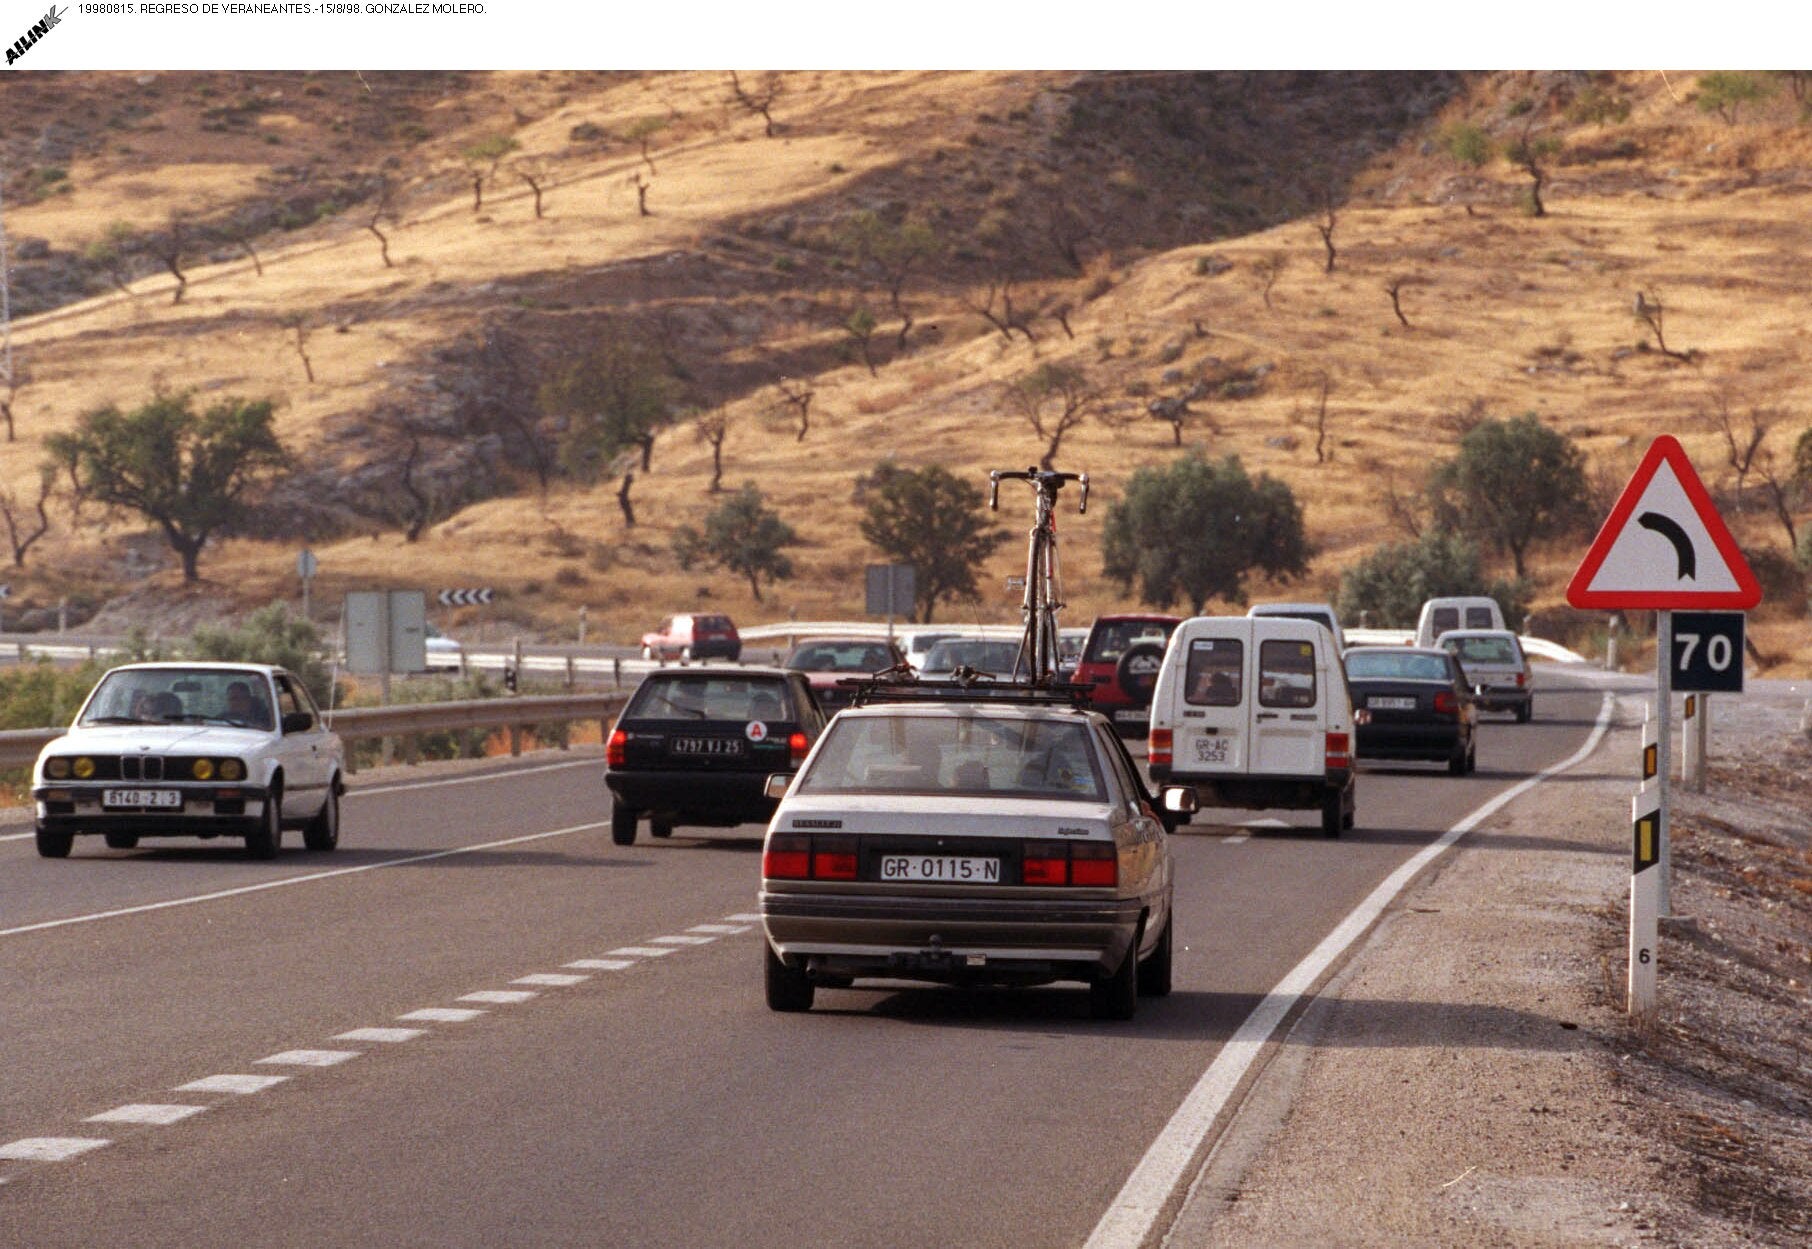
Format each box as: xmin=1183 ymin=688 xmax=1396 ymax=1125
xmin=1335 ymin=530 xmax=1529 ymax=629
xmin=672 ymin=483 xmax=797 ymax=603
xmin=1427 ymin=413 xmax=1591 ymax=579
xmin=858 ymin=463 xmax=1007 ymax=622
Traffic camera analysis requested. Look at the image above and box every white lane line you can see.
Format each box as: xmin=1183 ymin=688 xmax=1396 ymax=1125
xmin=723 ymin=913 xmax=762 ymax=923
xmin=398 ymin=1008 xmax=486 ymax=1023
xmin=175 ymin=1074 xmax=290 ymax=1095
xmin=1084 ymin=691 xmax=1617 ymax=1249
xmin=564 ymin=958 xmax=636 ymax=971
xmin=513 ymin=973 xmax=589 ymax=987
xmin=651 ymin=934 xmax=715 ymax=946
xmin=86 ymin=1103 xmax=206 ymax=1126
xmin=688 ymin=924 xmax=750 ymax=934
xmin=608 ymin=946 xmax=675 ymax=958
xmin=0 ymin=1137 xmax=110 ymax=1162
xmin=1223 ymin=834 xmax=1251 ymax=845
xmin=458 ymin=990 xmax=538 ymax=1004
xmin=332 ymin=1027 xmax=425 ymax=1043
xmin=1 ymin=819 xmax=611 ymax=940
xmin=256 ymin=1049 xmax=360 ymax=1068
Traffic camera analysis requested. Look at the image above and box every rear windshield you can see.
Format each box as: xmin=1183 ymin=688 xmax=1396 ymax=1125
xmin=693 ymin=616 xmax=735 ymax=632
xmin=1464 ymin=606 xmax=1496 ymax=630
xmin=1084 ymin=620 xmax=1175 ymax=663
xmin=1258 ymin=640 xmax=1317 ymax=709
xmin=787 ymin=642 xmax=899 ymax=673
xmin=905 ymin=633 xmax=955 ymax=654
xmin=1444 ymin=636 xmax=1521 ymax=665
xmin=1345 ymin=651 xmax=1453 ymax=682
xmin=798 ymin=713 xmax=1105 ymax=801
xmin=1184 ymin=638 xmax=1243 ymax=706
xmin=627 ymin=675 xmax=792 ymax=722
xmin=922 ymin=639 xmax=1023 ymax=673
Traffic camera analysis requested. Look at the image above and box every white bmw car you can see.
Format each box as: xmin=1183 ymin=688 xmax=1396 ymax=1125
xmin=31 ymin=662 xmax=344 ymax=860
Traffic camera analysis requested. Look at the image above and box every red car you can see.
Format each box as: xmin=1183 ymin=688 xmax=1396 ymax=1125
xmin=1074 ymin=614 xmax=1183 ymax=734
xmin=641 ymin=613 xmax=742 ymax=663
xmin=781 ymin=637 xmax=906 ymax=714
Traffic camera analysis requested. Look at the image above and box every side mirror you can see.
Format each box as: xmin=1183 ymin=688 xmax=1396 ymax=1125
xmin=763 ymin=773 xmax=795 ymax=800
xmin=281 ymin=711 xmax=315 ymax=735
xmin=1160 ymin=786 xmax=1199 ymax=816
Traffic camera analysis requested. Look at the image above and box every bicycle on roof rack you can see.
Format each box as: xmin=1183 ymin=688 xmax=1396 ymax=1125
xmin=990 ymin=466 xmax=1088 ymax=688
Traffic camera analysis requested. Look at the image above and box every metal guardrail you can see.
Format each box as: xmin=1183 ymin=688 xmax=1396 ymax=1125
xmin=0 ymin=693 xmax=629 ymax=773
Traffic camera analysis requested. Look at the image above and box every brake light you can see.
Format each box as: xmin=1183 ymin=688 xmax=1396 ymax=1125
xmin=1148 ymin=728 xmax=1173 ymax=767
xmin=606 ymin=729 xmax=628 ymax=767
xmin=1515 ymin=672 xmax=1526 ymax=687
xmin=1023 ymin=840 xmax=1117 ymax=887
xmin=812 ymin=851 xmax=857 ymax=880
xmin=1069 ymin=843 xmax=1118 ymax=887
xmin=789 ymin=732 xmax=809 ymax=766
xmin=1023 ymin=849 xmax=1068 ymax=885
xmin=1324 ymin=731 xmax=1352 ymax=770
xmin=763 ymin=833 xmax=811 ymax=880
xmin=1433 ymin=691 xmax=1458 ymax=717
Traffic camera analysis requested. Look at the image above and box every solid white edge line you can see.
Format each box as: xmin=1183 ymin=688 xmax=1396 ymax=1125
xmin=1083 ymin=689 xmax=1617 ymax=1249
xmin=0 ymin=820 xmax=611 ymax=939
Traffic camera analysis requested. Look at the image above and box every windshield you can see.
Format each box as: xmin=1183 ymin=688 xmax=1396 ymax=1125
xmin=1083 ymin=620 xmax=1174 ymax=663
xmin=1345 ymin=652 xmax=1453 ymax=682
xmin=626 ymin=674 xmax=793 ymax=721
xmin=786 ymin=642 xmax=898 ymax=673
xmin=798 ymin=713 xmax=1105 ymax=801
xmin=921 ymin=639 xmax=1023 ymax=673
xmin=1444 ymin=636 xmax=1521 ymax=665
xmin=80 ymin=668 xmax=274 ymax=730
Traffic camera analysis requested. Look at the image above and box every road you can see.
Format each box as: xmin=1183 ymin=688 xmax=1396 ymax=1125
xmin=0 ymin=671 xmax=1614 ymax=1247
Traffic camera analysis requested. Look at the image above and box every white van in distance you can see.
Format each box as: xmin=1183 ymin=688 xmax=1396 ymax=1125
xmin=1247 ymin=601 xmax=1346 ymax=652
xmin=1414 ymin=597 xmax=1507 ymax=649
xmin=1146 ymin=616 xmax=1356 ymax=837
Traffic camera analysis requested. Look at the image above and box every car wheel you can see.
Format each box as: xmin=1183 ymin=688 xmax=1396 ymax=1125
xmin=1448 ymin=743 xmax=1469 ymax=776
xmin=104 ymin=832 xmax=139 ymax=850
xmin=303 ymin=784 xmax=340 ymax=852
xmin=611 ymin=804 xmax=638 ymax=847
xmin=1320 ymin=790 xmax=1344 ymax=838
xmin=35 ymin=827 xmax=73 ymax=858
xmin=1090 ymin=920 xmax=1141 ymax=1020
xmin=1137 ymin=908 xmax=1173 ymax=998
xmin=1466 ymin=742 xmax=1478 ymax=775
xmin=1516 ymin=702 xmax=1532 ymax=724
xmin=650 ymin=816 xmax=675 ymax=839
xmin=246 ymin=788 xmax=281 ymax=860
xmin=764 ymin=943 xmax=814 ymax=1012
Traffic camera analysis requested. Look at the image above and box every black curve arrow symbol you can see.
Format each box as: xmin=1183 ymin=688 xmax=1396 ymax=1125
xmin=1637 ymin=511 xmax=1696 ymax=580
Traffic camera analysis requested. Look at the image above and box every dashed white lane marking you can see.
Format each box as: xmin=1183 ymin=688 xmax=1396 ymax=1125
xmin=175 ymin=1074 xmax=289 ymax=1095
xmin=1224 ymin=834 xmax=1251 ymax=845
xmin=564 ymin=958 xmax=635 ymax=971
xmin=724 ymin=913 xmax=762 ymax=923
xmin=651 ymin=934 xmax=715 ymax=946
xmin=513 ymin=973 xmax=589 ymax=986
xmin=1 ymin=819 xmax=611 ymax=940
xmin=257 ymin=1049 xmax=360 ymax=1068
xmin=398 ymin=1008 xmax=486 ymax=1023
xmin=689 ymin=924 xmax=750 ymax=934
xmin=0 ymin=1138 xmax=110 ymax=1162
xmin=332 ymin=1027 xmax=425 ymax=1044
xmin=86 ymin=1104 xmax=205 ymax=1126
xmin=459 ymin=990 xmax=538 ymax=1004
xmin=608 ymin=946 xmax=675 ymax=958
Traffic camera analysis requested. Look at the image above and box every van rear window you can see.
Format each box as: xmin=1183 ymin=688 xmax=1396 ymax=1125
xmin=1085 ymin=620 xmax=1175 ymax=663
xmin=1184 ymin=639 xmax=1243 ymax=706
xmin=1259 ymin=640 xmax=1317 ymax=709
xmin=1432 ymin=608 xmax=1460 ymax=636
xmin=1464 ymin=606 xmax=1495 ymax=629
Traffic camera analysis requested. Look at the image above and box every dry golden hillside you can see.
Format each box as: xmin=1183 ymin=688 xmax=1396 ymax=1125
xmin=1 ymin=70 xmax=1808 ymax=671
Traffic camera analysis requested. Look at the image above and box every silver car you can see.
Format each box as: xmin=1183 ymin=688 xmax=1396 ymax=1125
xmin=759 ymin=698 xmax=1187 ymax=1019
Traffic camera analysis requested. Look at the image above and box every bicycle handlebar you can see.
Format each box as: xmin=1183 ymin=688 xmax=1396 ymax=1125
xmin=988 ymin=467 xmax=1089 ymax=515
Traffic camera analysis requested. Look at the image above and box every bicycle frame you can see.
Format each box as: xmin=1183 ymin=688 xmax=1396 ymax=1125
xmin=989 ymin=466 xmax=1089 ymax=685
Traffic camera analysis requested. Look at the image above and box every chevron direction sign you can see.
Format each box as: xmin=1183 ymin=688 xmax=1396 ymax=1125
xmin=438 ymin=588 xmax=495 ymax=607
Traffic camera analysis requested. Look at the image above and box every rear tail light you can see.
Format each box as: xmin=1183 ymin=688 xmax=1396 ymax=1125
xmin=763 ymin=833 xmax=811 ymax=879
xmin=606 ymin=729 xmax=628 ymax=767
xmin=1022 ymin=840 xmax=1118 ymax=887
xmin=1148 ymin=728 xmax=1173 ymax=768
xmin=1069 ymin=843 xmax=1118 ymax=887
xmin=812 ymin=850 xmax=857 ymax=880
xmin=789 ymin=731 xmax=809 ymax=767
xmin=1324 ymin=731 xmax=1352 ymax=770
xmin=1515 ymin=672 xmax=1526 ymax=687
xmin=1023 ymin=842 xmax=1068 ymax=885
xmin=1433 ymin=691 xmax=1458 ymax=717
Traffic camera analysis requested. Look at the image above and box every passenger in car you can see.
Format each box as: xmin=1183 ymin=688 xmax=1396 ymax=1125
xmin=224 ymin=681 xmax=272 ymax=728
xmin=151 ymin=692 xmax=184 ymax=720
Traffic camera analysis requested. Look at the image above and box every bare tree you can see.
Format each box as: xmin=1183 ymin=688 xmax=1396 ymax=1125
xmin=85 ymin=222 xmax=139 ymax=296
xmin=967 ymin=277 xmax=1038 ymax=343
xmin=285 ymin=315 xmax=315 ymax=384
xmin=460 ymin=135 xmax=519 ymax=213
xmin=1043 ymin=202 xmax=1089 ymax=274
xmin=1315 ymin=194 xmax=1338 ymax=274
xmin=513 ymin=157 xmax=552 ymax=219
xmin=775 ymin=379 xmax=814 ymax=442
xmin=632 ymin=171 xmax=652 ymax=217
xmin=0 ymin=466 xmax=53 ymax=567
xmin=844 ymin=306 xmax=880 ymax=377
xmin=696 ymin=410 xmax=730 ymax=493
xmin=1006 ymin=362 xmax=1099 ymax=471
xmin=1708 ymin=397 xmax=1771 ymax=510
xmin=156 ymin=214 xmax=189 ymax=305
xmin=727 ymin=71 xmax=784 ymax=137
xmin=837 ymin=212 xmax=939 ymax=352
xmin=0 ymin=366 xmax=23 ymax=442
xmin=1505 ymin=118 xmax=1560 ymax=218
xmin=1047 ymin=298 xmax=1076 ymax=340
xmin=617 ymin=470 xmax=636 ymax=528
xmin=392 ymin=432 xmax=436 ymax=542
xmin=1310 ymin=374 xmax=1334 ymax=463
xmin=223 ymin=211 xmax=263 ymax=276
xmin=1382 ymin=470 xmax=1428 ymax=539
xmin=1633 ymin=291 xmax=1693 ymax=362
xmin=1384 ymin=277 xmax=1412 ymax=328
xmin=623 ymin=116 xmax=667 ymax=175
xmin=367 ymin=183 xmax=396 ymax=269
xmin=1254 ymin=251 xmax=1288 ymax=309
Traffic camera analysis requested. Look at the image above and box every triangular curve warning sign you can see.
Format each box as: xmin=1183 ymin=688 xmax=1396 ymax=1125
xmin=1567 ymin=435 xmax=1761 ymax=609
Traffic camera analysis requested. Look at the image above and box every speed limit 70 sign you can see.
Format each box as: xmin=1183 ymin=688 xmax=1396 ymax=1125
xmin=1671 ymin=611 xmax=1744 ymax=693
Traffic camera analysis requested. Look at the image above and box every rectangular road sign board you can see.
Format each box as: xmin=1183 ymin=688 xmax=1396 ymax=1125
xmin=865 ymin=564 xmax=915 ymax=617
xmin=1669 ymin=611 xmax=1744 ymax=693
xmin=344 ymin=590 xmax=428 ymax=674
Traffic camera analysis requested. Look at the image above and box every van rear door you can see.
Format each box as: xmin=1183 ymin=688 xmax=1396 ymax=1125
xmin=1173 ymin=621 xmax=1250 ymax=774
xmin=1250 ymin=627 xmax=1324 ymax=777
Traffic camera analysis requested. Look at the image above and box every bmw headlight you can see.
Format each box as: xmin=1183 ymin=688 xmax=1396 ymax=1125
xmin=45 ymin=757 xmax=70 ymax=779
xmin=72 ymin=757 xmax=95 ymax=779
xmin=218 ymin=759 xmax=245 ymax=781
xmin=191 ymin=758 xmax=215 ymax=780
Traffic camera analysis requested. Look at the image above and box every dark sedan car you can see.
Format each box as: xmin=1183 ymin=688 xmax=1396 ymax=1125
xmin=782 ymin=638 xmax=906 ymax=715
xmin=605 ymin=668 xmax=825 ymax=845
xmin=1343 ymin=646 xmax=1476 ymax=776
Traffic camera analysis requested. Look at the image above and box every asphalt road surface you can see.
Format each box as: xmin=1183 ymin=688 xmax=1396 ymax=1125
xmin=0 ymin=671 xmax=1615 ymax=1248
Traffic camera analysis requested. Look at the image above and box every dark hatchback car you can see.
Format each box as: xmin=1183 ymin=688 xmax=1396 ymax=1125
xmin=605 ymin=668 xmax=825 ymax=845
xmin=1343 ymin=646 xmax=1477 ymax=776
xmin=782 ymin=638 xmax=906 ymax=715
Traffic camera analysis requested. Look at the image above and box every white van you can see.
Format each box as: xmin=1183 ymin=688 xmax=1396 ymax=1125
xmin=1414 ymin=597 xmax=1507 ymax=649
xmin=1147 ymin=617 xmax=1356 ymax=837
xmin=1247 ymin=601 xmax=1346 ymax=652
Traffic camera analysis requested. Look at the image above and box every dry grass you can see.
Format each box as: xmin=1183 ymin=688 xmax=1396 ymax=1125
xmin=2 ymin=70 xmax=1809 ymax=671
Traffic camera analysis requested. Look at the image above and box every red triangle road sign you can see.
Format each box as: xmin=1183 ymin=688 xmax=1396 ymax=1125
xmin=1567 ymin=435 xmax=1761 ymax=609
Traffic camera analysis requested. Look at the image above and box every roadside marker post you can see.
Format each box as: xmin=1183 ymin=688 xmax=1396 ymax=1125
xmin=1629 ymin=782 xmax=1662 ymax=1017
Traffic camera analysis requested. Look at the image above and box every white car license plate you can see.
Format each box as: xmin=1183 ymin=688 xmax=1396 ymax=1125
xmin=1368 ymin=696 xmax=1417 ymax=711
xmin=1114 ymin=709 xmax=1148 ymax=723
xmin=1192 ymin=735 xmax=1230 ymax=765
xmin=102 ymin=789 xmax=182 ymax=810
xmin=879 ymin=855 xmax=1000 ymax=883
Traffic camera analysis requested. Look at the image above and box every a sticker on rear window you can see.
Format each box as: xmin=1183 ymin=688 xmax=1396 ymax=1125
xmin=745 ymin=720 xmax=769 ymax=742
xmin=1191 ymin=639 xmax=1223 ymax=650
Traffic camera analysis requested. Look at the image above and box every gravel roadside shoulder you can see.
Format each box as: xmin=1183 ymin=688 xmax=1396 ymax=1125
xmin=1170 ymin=682 xmax=1812 ymax=1248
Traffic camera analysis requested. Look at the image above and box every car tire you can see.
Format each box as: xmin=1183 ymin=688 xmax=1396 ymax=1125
xmin=104 ymin=832 xmax=139 ymax=850
xmin=610 ymin=804 xmax=638 ymax=847
xmin=1320 ymin=790 xmax=1344 ymax=838
xmin=1137 ymin=909 xmax=1173 ymax=998
xmin=764 ymin=943 xmax=814 ymax=1013
xmin=1465 ymin=742 xmax=1478 ymax=775
xmin=1448 ymin=743 xmax=1469 ymax=776
xmin=246 ymin=788 xmax=281 ymax=860
xmin=650 ymin=816 xmax=675 ymax=839
xmin=35 ymin=827 xmax=73 ymax=858
xmin=1090 ymin=921 xmax=1140 ymax=1021
xmin=1515 ymin=702 xmax=1532 ymax=724
xmin=303 ymin=784 xmax=340 ymax=852
xmin=1114 ymin=642 xmax=1167 ymax=712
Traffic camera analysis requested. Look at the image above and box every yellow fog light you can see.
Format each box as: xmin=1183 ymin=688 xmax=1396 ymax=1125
xmin=192 ymin=758 xmax=215 ymax=780
xmin=72 ymin=757 xmax=95 ymax=779
xmin=45 ymin=757 xmax=70 ymax=779
xmin=218 ymin=759 xmax=245 ymax=781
